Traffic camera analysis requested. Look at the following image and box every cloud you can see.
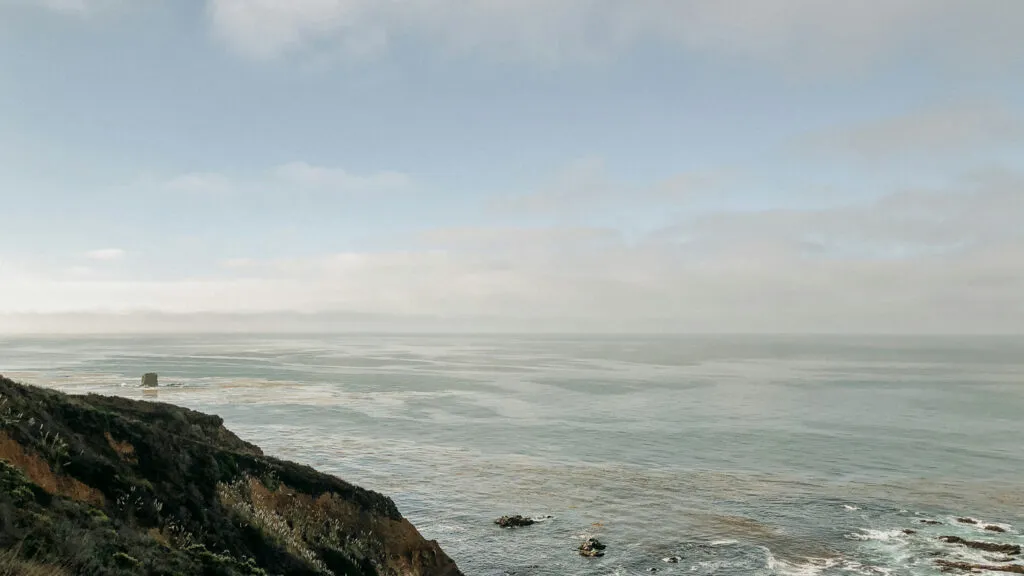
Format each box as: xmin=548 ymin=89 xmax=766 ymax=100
xmin=4 ymin=169 xmax=1023 ymax=334
xmin=205 ymin=0 xmax=1024 ymax=72
xmin=206 ymin=0 xmax=378 ymax=60
xmin=67 ymin=266 xmax=94 ymax=276
xmin=37 ymin=0 xmax=88 ymax=13
xmin=85 ymin=248 xmax=125 ymax=261
xmin=4 ymin=153 xmax=1021 ymax=334
xmin=805 ymin=102 xmax=1024 ymax=164
xmin=159 ymin=163 xmax=413 ymax=197
xmin=495 ymin=157 xmax=714 ymax=218
xmin=272 ymin=162 xmax=412 ymax=193
xmin=1 ymin=0 xmax=128 ymax=15
xmin=162 ymin=172 xmax=235 ymax=195
xmin=223 ymin=258 xmax=256 ymax=269
xmin=667 ymin=170 xmax=1023 ymax=261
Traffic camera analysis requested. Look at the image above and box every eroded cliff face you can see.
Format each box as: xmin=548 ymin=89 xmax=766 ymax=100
xmin=0 ymin=375 xmax=462 ymax=576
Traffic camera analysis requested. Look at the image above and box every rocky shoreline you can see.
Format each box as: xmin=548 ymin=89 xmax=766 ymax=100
xmin=487 ymin=512 xmax=1023 ymax=574
xmin=0 ymin=375 xmax=462 ymax=576
xmin=2 ymin=373 xmax=1020 ymax=576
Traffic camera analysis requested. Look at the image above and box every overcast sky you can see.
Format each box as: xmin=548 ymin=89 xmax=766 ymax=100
xmin=1 ymin=0 xmax=1022 ymax=333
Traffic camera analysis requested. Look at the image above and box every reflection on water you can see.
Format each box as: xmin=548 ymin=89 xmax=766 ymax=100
xmin=2 ymin=334 xmax=1023 ymax=575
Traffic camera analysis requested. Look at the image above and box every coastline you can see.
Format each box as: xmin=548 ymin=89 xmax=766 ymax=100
xmin=0 ymin=374 xmax=462 ymax=576
xmin=3 ymin=334 xmax=1023 ymax=575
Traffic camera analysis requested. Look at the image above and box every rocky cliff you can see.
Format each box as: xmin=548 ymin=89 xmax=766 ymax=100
xmin=0 ymin=375 xmax=463 ymax=576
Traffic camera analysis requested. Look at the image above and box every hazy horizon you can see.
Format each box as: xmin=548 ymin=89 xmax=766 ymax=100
xmin=2 ymin=1 xmax=1022 ymax=334
xmin=3 ymin=312 xmax=1024 ymax=336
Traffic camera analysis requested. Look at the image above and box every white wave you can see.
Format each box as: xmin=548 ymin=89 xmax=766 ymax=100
xmin=978 ymin=522 xmax=1014 ymax=533
xmin=770 ymin=554 xmax=892 ymax=576
xmin=431 ymin=523 xmax=466 ymax=534
xmin=844 ymin=505 xmax=861 ymax=511
xmin=766 ymin=554 xmax=839 ymax=576
xmin=839 ymin=561 xmax=892 ymax=576
xmin=846 ymin=529 xmax=910 ymax=542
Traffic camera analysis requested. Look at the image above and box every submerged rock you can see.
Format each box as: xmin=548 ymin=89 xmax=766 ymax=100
xmin=903 ymin=529 xmax=917 ymax=535
xmin=939 ymin=536 xmax=1021 ymax=555
xmin=501 ymin=566 xmax=541 ymax=575
xmin=987 ymin=525 xmax=1009 ymax=533
xmin=958 ymin=517 xmax=979 ymax=525
xmin=936 ymin=560 xmax=1024 ymax=574
xmin=921 ymin=519 xmax=944 ymax=525
xmin=495 ymin=515 xmax=536 ymax=528
xmin=579 ymin=538 xmax=607 ymax=557
xmin=0 ymin=375 xmax=463 ymax=576
xmin=662 ymin=556 xmax=681 ymax=563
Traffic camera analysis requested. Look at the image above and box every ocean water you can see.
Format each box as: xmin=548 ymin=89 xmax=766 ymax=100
xmin=1 ymin=334 xmax=1022 ymax=576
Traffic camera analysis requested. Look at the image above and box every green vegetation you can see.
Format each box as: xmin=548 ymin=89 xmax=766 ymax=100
xmin=0 ymin=375 xmax=461 ymax=576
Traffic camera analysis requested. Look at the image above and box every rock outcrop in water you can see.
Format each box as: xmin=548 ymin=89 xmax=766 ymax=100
xmin=939 ymin=536 xmax=1021 ymax=555
xmin=495 ymin=515 xmax=535 ymax=528
xmin=936 ymin=560 xmax=1024 ymax=574
xmin=0 ymin=375 xmax=463 ymax=576
xmin=578 ymin=538 xmax=606 ymax=557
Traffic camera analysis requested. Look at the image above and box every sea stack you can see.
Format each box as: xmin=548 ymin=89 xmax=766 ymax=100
xmin=141 ymin=372 xmax=159 ymax=387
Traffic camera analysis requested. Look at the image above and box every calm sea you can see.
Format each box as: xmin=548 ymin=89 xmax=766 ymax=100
xmin=2 ymin=334 xmax=1022 ymax=575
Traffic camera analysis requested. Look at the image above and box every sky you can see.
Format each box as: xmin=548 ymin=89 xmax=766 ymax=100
xmin=1 ymin=0 xmax=1022 ymax=333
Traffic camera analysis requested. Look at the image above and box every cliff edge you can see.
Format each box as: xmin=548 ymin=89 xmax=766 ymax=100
xmin=0 ymin=375 xmax=463 ymax=576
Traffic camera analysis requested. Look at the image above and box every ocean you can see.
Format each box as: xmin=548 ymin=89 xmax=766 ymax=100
xmin=1 ymin=334 xmax=1022 ymax=575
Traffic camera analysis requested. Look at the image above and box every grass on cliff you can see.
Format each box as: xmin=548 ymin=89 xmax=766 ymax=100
xmin=0 ymin=547 xmax=70 ymax=576
xmin=0 ymin=375 xmax=462 ymax=576
xmin=0 ymin=376 xmax=347 ymax=575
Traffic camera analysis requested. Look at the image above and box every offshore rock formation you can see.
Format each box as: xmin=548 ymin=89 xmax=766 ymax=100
xmin=936 ymin=560 xmax=1024 ymax=574
xmin=0 ymin=375 xmax=462 ymax=576
xmin=578 ymin=538 xmax=606 ymax=557
xmin=939 ymin=536 xmax=1020 ymax=555
xmin=494 ymin=515 xmax=535 ymax=529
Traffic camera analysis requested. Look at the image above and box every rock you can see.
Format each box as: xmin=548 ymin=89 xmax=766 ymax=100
xmin=958 ymin=517 xmax=979 ymax=525
xmin=579 ymin=538 xmax=607 ymax=557
xmin=495 ymin=515 xmax=536 ymax=528
xmin=987 ymin=525 xmax=1009 ymax=533
xmin=935 ymin=560 xmax=1024 ymax=574
xmin=940 ymin=536 xmax=1021 ymax=555
xmin=502 ymin=566 xmax=541 ymax=575
xmin=0 ymin=375 xmax=463 ymax=576
xmin=903 ymin=529 xmax=917 ymax=535
xmin=648 ymin=568 xmax=658 ymax=573
xmin=141 ymin=372 xmax=158 ymax=388
xmin=921 ymin=520 xmax=944 ymax=525
xmin=501 ymin=565 xmax=541 ymax=575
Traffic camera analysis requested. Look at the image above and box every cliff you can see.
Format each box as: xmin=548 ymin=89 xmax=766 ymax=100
xmin=0 ymin=375 xmax=463 ymax=576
